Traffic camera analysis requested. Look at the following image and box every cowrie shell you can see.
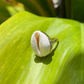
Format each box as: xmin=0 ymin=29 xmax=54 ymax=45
xmin=31 ymin=31 xmax=55 ymax=57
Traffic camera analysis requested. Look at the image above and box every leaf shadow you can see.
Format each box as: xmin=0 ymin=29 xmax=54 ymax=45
xmin=56 ymin=52 xmax=84 ymax=84
xmin=34 ymin=41 xmax=59 ymax=65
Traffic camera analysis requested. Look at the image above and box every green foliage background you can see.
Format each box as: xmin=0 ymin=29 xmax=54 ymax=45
xmin=0 ymin=0 xmax=84 ymax=84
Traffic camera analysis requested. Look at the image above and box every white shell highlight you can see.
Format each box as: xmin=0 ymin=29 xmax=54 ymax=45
xmin=31 ymin=31 xmax=51 ymax=57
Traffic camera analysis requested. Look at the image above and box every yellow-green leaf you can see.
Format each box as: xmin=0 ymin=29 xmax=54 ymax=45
xmin=0 ymin=11 xmax=84 ymax=84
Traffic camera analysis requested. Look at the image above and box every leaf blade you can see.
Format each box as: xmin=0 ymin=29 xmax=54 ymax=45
xmin=0 ymin=11 xmax=84 ymax=84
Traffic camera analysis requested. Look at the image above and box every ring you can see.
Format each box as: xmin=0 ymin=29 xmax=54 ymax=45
xmin=31 ymin=31 xmax=58 ymax=57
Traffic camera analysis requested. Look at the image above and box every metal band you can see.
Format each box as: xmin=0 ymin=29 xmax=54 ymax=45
xmin=50 ymin=38 xmax=58 ymax=43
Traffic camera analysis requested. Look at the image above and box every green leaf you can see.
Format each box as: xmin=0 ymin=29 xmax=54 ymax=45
xmin=65 ymin=0 xmax=84 ymax=22
xmin=0 ymin=0 xmax=10 ymax=24
xmin=4 ymin=0 xmax=25 ymax=16
xmin=16 ymin=0 xmax=56 ymax=17
xmin=0 ymin=11 xmax=84 ymax=84
xmin=0 ymin=0 xmax=25 ymax=24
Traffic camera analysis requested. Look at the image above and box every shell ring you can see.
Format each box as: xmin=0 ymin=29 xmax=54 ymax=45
xmin=31 ymin=31 xmax=58 ymax=57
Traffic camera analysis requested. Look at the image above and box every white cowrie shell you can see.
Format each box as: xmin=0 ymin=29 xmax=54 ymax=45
xmin=31 ymin=31 xmax=57 ymax=57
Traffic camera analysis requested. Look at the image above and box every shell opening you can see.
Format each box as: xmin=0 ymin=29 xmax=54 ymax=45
xmin=35 ymin=32 xmax=42 ymax=56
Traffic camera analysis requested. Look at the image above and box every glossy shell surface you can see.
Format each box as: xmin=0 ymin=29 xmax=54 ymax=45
xmin=31 ymin=31 xmax=51 ymax=57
